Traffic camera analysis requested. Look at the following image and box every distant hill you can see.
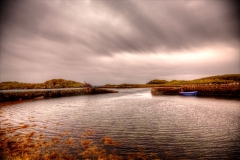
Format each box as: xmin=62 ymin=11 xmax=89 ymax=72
xmin=172 ymin=74 xmax=240 ymax=85
xmin=43 ymin=79 xmax=83 ymax=88
xmin=195 ymin=74 xmax=240 ymax=81
xmin=147 ymin=74 xmax=240 ymax=85
xmin=0 ymin=79 xmax=85 ymax=90
xmin=103 ymin=74 xmax=240 ymax=88
xmin=146 ymin=79 xmax=168 ymax=84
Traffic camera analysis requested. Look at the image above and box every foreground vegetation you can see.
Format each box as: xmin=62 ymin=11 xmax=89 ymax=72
xmin=103 ymin=74 xmax=240 ymax=88
xmin=0 ymin=111 xmax=159 ymax=160
xmin=0 ymin=79 xmax=85 ymax=90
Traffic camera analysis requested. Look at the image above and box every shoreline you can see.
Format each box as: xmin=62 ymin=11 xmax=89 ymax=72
xmin=151 ymin=85 xmax=240 ymax=99
xmin=0 ymin=88 xmax=118 ymax=103
xmin=1 ymin=85 xmax=239 ymax=104
xmin=0 ymin=99 xmax=41 ymax=108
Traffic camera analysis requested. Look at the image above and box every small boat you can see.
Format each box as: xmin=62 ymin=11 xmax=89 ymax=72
xmin=179 ymin=91 xmax=198 ymax=96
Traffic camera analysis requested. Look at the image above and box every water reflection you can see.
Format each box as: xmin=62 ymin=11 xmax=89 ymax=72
xmin=1 ymin=88 xmax=239 ymax=159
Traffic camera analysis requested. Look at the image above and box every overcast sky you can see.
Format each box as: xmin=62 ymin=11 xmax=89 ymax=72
xmin=0 ymin=0 xmax=239 ymax=85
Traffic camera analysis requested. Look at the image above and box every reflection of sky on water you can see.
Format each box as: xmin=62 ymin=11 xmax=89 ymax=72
xmin=135 ymin=92 xmax=153 ymax=98
xmin=1 ymin=88 xmax=239 ymax=159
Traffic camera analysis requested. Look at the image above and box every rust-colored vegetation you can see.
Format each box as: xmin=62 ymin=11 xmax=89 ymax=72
xmin=0 ymin=114 xmax=160 ymax=160
xmin=101 ymin=136 xmax=120 ymax=146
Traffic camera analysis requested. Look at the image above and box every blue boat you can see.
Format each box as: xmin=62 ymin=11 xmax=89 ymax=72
xmin=179 ymin=91 xmax=198 ymax=96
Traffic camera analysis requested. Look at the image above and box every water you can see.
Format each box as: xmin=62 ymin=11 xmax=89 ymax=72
xmin=1 ymin=88 xmax=240 ymax=159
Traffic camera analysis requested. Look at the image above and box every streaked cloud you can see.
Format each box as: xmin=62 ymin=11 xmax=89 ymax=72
xmin=0 ymin=0 xmax=239 ymax=84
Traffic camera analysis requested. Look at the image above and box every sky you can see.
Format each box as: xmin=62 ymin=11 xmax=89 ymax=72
xmin=0 ymin=0 xmax=239 ymax=85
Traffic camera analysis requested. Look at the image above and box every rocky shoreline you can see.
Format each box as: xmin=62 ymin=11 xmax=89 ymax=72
xmin=0 ymin=88 xmax=118 ymax=102
xmin=151 ymin=85 xmax=240 ymax=99
xmin=1 ymin=85 xmax=239 ymax=102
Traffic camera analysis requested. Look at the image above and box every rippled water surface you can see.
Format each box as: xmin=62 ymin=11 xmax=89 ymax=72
xmin=1 ymin=88 xmax=240 ymax=159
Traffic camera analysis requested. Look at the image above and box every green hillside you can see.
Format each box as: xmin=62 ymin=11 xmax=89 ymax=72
xmin=103 ymin=74 xmax=240 ymax=88
xmin=147 ymin=74 xmax=240 ymax=85
xmin=0 ymin=79 xmax=84 ymax=90
xmin=196 ymin=74 xmax=240 ymax=81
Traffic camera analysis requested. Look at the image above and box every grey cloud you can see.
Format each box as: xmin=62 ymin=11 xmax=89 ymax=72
xmin=0 ymin=0 xmax=239 ymax=84
xmin=99 ymin=0 xmax=239 ymax=53
xmin=2 ymin=0 xmax=238 ymax=55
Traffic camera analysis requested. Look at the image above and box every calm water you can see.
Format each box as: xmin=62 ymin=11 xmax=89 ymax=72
xmin=1 ymin=88 xmax=240 ymax=159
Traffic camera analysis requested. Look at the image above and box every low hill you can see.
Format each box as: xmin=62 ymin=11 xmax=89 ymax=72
xmin=147 ymin=79 xmax=168 ymax=84
xmin=103 ymin=74 xmax=240 ymax=88
xmin=0 ymin=79 xmax=85 ymax=90
xmin=43 ymin=79 xmax=83 ymax=88
xmin=170 ymin=74 xmax=240 ymax=85
xmin=147 ymin=74 xmax=240 ymax=85
xmin=195 ymin=74 xmax=240 ymax=81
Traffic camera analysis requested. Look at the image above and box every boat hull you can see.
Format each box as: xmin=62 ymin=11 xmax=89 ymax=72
xmin=179 ymin=91 xmax=198 ymax=96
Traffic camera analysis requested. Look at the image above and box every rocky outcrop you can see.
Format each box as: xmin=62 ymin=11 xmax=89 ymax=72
xmin=0 ymin=88 xmax=118 ymax=102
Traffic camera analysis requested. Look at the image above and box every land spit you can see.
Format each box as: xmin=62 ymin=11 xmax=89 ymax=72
xmin=0 ymin=88 xmax=118 ymax=102
xmin=151 ymin=85 xmax=240 ymax=99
